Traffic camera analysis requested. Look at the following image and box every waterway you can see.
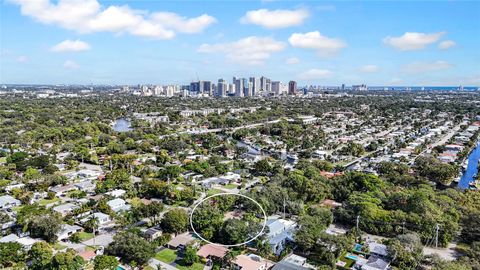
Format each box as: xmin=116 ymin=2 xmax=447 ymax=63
xmin=458 ymin=142 xmax=480 ymax=189
xmin=112 ymin=118 xmax=133 ymax=132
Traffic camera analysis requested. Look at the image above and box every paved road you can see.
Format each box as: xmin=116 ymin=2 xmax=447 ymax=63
xmin=423 ymin=243 xmax=459 ymax=261
xmin=328 ymin=223 xmax=458 ymax=261
xmin=159 ymin=119 xmax=283 ymax=139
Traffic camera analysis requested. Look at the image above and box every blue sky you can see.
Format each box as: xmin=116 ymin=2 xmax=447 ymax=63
xmin=1 ymin=0 xmax=479 ymax=86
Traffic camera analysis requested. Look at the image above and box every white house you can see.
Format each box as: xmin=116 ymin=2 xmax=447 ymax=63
xmin=56 ymin=224 xmax=82 ymax=241
xmin=53 ymin=203 xmax=79 ymax=216
xmin=74 ymin=180 xmax=96 ymax=193
xmin=266 ymin=218 xmax=297 ymax=255
xmin=107 ymin=198 xmax=131 ymax=213
xmin=0 ymin=195 xmax=21 ymax=209
xmin=105 ymin=189 xmax=126 ymax=198
xmin=80 ymin=212 xmax=112 ymax=227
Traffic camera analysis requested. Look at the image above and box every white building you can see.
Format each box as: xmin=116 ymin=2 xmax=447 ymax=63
xmin=266 ymin=218 xmax=297 ymax=255
xmin=107 ymin=198 xmax=131 ymax=213
xmin=0 ymin=195 xmax=21 ymax=209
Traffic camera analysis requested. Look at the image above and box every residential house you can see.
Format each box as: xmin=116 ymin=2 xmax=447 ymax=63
xmin=144 ymin=227 xmax=163 ymax=242
xmin=107 ymin=198 xmax=131 ymax=213
xmin=74 ymin=180 xmax=96 ymax=193
xmin=167 ymin=232 xmax=195 ymax=249
xmin=271 ymin=254 xmax=315 ymax=270
xmin=233 ymin=254 xmax=273 ymax=270
xmin=53 ymin=203 xmax=79 ymax=216
xmin=0 ymin=195 xmax=21 ymax=209
xmin=56 ymin=224 xmax=82 ymax=241
xmin=197 ymin=243 xmax=228 ymax=260
xmin=105 ymin=189 xmax=126 ymax=198
xmin=266 ymin=218 xmax=297 ymax=255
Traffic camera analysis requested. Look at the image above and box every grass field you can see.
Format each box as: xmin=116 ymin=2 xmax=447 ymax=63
xmin=154 ymin=249 xmax=177 ymax=264
xmin=224 ymin=183 xmax=238 ymax=189
xmin=54 ymin=242 xmax=67 ymax=250
xmin=176 ymin=261 xmax=205 ymax=270
xmin=207 ymin=188 xmax=223 ymax=196
xmin=77 ymin=232 xmax=94 ymax=241
xmin=38 ymin=197 xmax=60 ymax=206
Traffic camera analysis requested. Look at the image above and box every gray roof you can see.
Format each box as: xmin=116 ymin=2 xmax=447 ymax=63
xmin=369 ymin=242 xmax=388 ymax=257
xmin=0 ymin=195 xmax=20 ymax=207
xmin=363 ymin=256 xmax=390 ymax=270
xmin=0 ymin=234 xmax=19 ymax=243
xmin=272 ymin=261 xmax=310 ymax=270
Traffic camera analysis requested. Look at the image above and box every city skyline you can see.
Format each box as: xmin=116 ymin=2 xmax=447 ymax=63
xmin=1 ymin=0 xmax=479 ymax=86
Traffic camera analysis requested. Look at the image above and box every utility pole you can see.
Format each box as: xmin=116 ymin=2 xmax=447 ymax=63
xmin=283 ymin=197 xmax=286 ymax=219
xmin=435 ymin=223 xmax=439 ymax=248
xmin=356 ymin=215 xmax=360 ymax=231
xmin=402 ymin=221 xmax=406 ymax=234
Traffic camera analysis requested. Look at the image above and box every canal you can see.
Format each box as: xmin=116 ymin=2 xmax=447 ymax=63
xmin=458 ymin=142 xmax=480 ymax=189
xmin=112 ymin=118 xmax=133 ymax=132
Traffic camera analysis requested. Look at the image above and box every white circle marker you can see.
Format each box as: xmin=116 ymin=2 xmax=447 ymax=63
xmin=189 ymin=192 xmax=267 ymax=247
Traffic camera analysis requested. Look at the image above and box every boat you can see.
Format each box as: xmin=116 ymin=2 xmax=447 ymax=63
xmin=461 ymin=159 xmax=469 ymax=170
xmin=468 ymin=180 xmax=479 ymax=190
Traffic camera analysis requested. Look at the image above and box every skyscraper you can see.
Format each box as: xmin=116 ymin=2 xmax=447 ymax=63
xmin=217 ymin=79 xmax=227 ymax=97
xmin=235 ymin=78 xmax=244 ymax=97
xmin=288 ymin=81 xmax=297 ymax=95
xmin=260 ymin=76 xmax=268 ymax=91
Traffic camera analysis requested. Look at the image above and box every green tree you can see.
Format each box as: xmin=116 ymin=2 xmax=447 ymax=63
xmin=50 ymin=249 xmax=85 ymax=270
xmin=253 ymin=159 xmax=272 ymax=176
xmin=183 ymin=245 xmax=198 ymax=266
xmin=28 ymin=214 xmax=62 ymax=243
xmin=29 ymin=241 xmax=53 ymax=270
xmin=161 ymin=208 xmax=189 ymax=234
xmin=0 ymin=242 xmax=26 ymax=268
xmin=93 ymin=255 xmax=118 ymax=270
xmin=106 ymin=232 xmax=154 ymax=266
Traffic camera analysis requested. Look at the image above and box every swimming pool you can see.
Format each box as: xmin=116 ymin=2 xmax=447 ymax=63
xmin=346 ymin=254 xmax=359 ymax=261
xmin=116 ymin=266 xmax=126 ymax=270
xmin=353 ymin=243 xmax=363 ymax=252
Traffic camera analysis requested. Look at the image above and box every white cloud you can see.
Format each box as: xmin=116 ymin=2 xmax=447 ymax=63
xmin=359 ymin=64 xmax=379 ymax=73
xmin=298 ymin=69 xmax=333 ymax=80
xmin=286 ymin=57 xmax=300 ymax=65
xmin=288 ymin=31 xmax=346 ymax=57
xmin=383 ymin=31 xmax=445 ymax=51
xmin=438 ymin=40 xmax=456 ymax=50
xmin=198 ymin=36 xmax=286 ymax=65
xmin=10 ymin=0 xmax=215 ymax=39
xmin=151 ymin=12 xmax=216 ymax=33
xmin=51 ymin=39 xmax=91 ymax=52
xmin=63 ymin=60 xmax=80 ymax=69
xmin=240 ymin=8 xmax=309 ymax=29
xmin=401 ymin=60 xmax=453 ymax=73
xmin=16 ymin=55 xmax=29 ymax=62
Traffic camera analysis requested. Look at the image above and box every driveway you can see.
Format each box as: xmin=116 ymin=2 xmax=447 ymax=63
xmin=149 ymin=258 xmax=180 ymax=270
xmin=82 ymin=234 xmax=113 ymax=247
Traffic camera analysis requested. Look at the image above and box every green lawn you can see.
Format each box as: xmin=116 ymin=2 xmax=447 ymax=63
xmin=77 ymin=232 xmax=94 ymax=241
xmin=38 ymin=197 xmax=60 ymax=206
xmin=224 ymin=183 xmax=238 ymax=189
xmin=0 ymin=157 xmax=7 ymax=163
xmin=84 ymin=245 xmax=99 ymax=252
xmin=207 ymin=189 xmax=223 ymax=196
xmin=176 ymin=261 xmax=205 ymax=270
xmin=54 ymin=242 xmax=67 ymax=250
xmin=155 ymin=249 xmax=177 ymax=264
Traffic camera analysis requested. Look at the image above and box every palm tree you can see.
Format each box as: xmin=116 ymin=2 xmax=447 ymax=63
xmin=222 ymin=250 xmax=235 ymax=269
xmin=86 ymin=215 xmax=99 ymax=246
